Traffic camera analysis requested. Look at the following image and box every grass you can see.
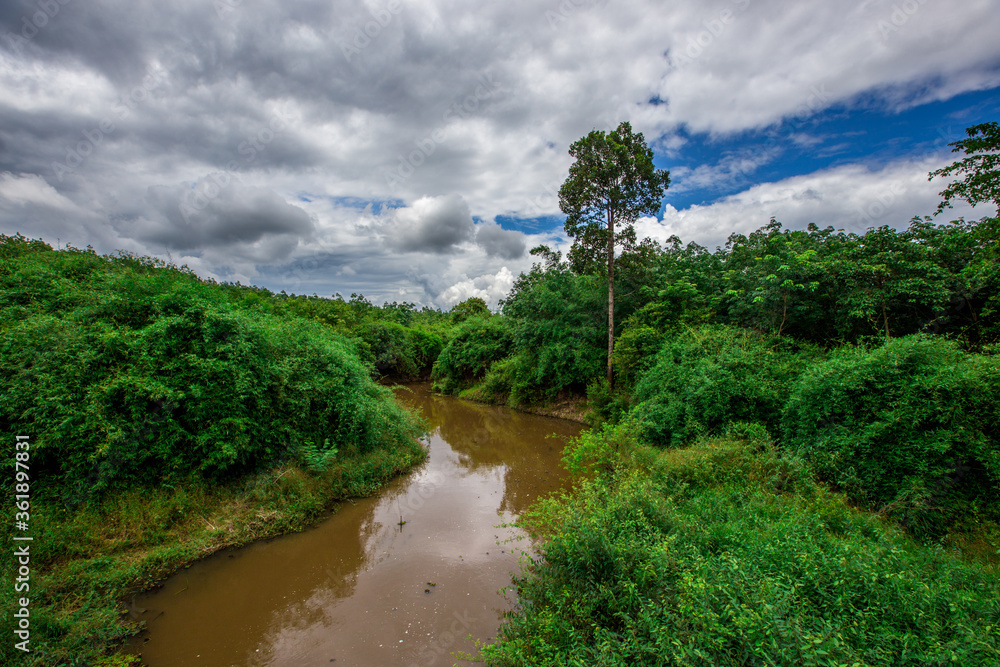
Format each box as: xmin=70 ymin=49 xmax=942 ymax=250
xmin=0 ymin=440 xmax=426 ymax=667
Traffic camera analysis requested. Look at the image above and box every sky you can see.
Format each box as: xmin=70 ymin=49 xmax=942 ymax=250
xmin=1 ymin=0 xmax=999 ymax=309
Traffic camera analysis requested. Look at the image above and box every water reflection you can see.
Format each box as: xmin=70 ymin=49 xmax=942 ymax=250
xmin=126 ymin=384 xmax=581 ymax=666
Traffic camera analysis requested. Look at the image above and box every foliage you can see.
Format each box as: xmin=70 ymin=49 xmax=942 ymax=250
xmin=431 ymin=315 xmax=514 ymax=394
xmin=584 ymin=377 xmax=630 ymax=427
xmin=353 ymin=320 xmax=443 ymax=379
xmin=0 ymin=237 xmax=422 ymax=503
xmin=502 ymin=267 xmax=608 ymax=402
xmin=632 ymin=325 xmax=823 ymax=447
xmin=930 ymin=120 xmax=1000 ymax=216
xmin=559 ymin=121 xmax=671 ymax=273
xmin=450 ymin=296 xmax=490 ymax=322
xmin=782 ymin=335 xmax=1000 ymax=535
xmin=481 ymin=438 xmax=1000 ymax=667
xmin=559 ymin=120 xmax=670 ymax=384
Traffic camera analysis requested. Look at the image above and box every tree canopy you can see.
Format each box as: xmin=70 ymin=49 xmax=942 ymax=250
xmin=929 ymin=121 xmax=1000 ymax=216
xmin=558 ymin=121 xmax=670 ymax=384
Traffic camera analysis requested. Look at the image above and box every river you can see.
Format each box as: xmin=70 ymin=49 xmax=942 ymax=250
xmin=124 ymin=384 xmax=582 ymax=666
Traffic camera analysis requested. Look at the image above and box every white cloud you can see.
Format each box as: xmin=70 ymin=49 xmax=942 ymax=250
xmin=438 ymin=266 xmax=516 ymax=309
xmin=1 ymin=0 xmax=998 ymax=308
xmin=636 ymin=153 xmax=993 ymax=250
xmin=376 ymin=194 xmax=475 ymax=254
xmin=0 ymin=171 xmax=80 ymax=212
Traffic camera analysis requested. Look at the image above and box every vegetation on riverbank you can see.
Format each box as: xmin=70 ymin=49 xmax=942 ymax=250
xmin=467 ymin=250 xmax=1000 ymax=664
xmin=480 ymin=434 xmax=1000 ymax=666
xmin=4 ymin=120 xmax=999 ymax=665
xmin=0 ymin=235 xmax=426 ymax=665
xmin=468 ymin=125 xmax=1000 ymax=665
xmin=4 ymin=443 xmax=423 ymax=666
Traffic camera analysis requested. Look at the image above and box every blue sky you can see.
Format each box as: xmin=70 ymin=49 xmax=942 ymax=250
xmin=664 ymin=87 xmax=1000 ymax=212
xmin=1 ymin=0 xmax=998 ymax=306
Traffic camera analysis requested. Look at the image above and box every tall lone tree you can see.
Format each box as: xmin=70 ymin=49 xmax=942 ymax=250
xmin=559 ymin=121 xmax=670 ymax=387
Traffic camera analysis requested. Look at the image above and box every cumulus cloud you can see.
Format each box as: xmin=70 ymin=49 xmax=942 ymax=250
xmin=378 ymin=194 xmax=475 ymax=254
xmin=636 ymin=154 xmax=993 ymax=250
xmin=438 ymin=267 xmax=516 ymax=309
xmin=475 ymin=219 xmax=526 ymax=259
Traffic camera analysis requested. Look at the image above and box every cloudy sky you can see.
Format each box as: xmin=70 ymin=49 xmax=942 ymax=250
xmin=1 ymin=0 xmax=999 ymax=308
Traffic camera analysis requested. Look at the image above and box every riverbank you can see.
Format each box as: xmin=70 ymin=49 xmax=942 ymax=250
xmin=123 ymin=385 xmax=584 ymax=666
xmin=0 ymin=238 xmax=433 ymax=665
xmin=454 ymin=383 xmax=592 ymax=424
xmin=2 ymin=440 xmax=425 ymax=667
xmin=478 ymin=431 xmax=1000 ymax=665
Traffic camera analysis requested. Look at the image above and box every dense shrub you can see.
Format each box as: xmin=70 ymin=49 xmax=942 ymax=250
xmin=431 ymin=315 xmax=514 ymax=394
xmin=783 ymin=335 xmax=1000 ymax=534
xmin=481 ymin=439 xmax=1000 ymax=666
xmin=0 ymin=239 xmax=421 ymax=503
xmin=501 ymin=267 xmax=607 ymax=401
xmin=632 ymin=325 xmax=822 ymax=447
xmin=353 ymin=320 xmax=442 ymax=379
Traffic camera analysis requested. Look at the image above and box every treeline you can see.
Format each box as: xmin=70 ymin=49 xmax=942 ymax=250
xmin=430 ymin=214 xmax=1000 ymax=535
xmin=432 ymin=215 xmax=1000 ymax=402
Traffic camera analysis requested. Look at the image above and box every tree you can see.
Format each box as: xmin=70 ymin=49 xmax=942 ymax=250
xmin=558 ymin=121 xmax=670 ymax=386
xmin=929 ymin=121 xmax=1000 ymax=216
xmin=449 ymin=296 xmax=490 ymax=323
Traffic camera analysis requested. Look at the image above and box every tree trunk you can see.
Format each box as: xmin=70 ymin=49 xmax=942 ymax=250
xmin=777 ymin=294 xmax=788 ymax=337
xmin=607 ymin=207 xmax=615 ymax=388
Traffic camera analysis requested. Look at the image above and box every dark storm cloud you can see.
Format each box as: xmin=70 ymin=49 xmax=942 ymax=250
xmin=475 ymin=219 xmax=525 ymax=260
xmin=140 ymin=177 xmax=313 ymax=251
xmin=381 ymin=194 xmax=475 ymax=254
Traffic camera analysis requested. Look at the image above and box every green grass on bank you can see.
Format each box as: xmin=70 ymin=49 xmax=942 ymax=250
xmin=479 ymin=435 xmax=1000 ymax=666
xmin=0 ymin=440 xmax=425 ymax=666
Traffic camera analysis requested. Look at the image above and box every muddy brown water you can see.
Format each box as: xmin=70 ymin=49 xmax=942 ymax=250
xmin=124 ymin=384 xmax=582 ymax=666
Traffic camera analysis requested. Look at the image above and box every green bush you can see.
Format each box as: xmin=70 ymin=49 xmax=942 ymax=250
xmin=611 ymin=321 xmax=664 ymax=388
xmin=353 ymin=320 xmax=442 ymax=379
xmin=782 ymin=335 xmax=1000 ymax=534
xmin=481 ymin=439 xmax=1000 ymax=666
xmin=0 ymin=239 xmax=421 ymax=502
xmin=500 ymin=268 xmax=607 ymax=401
xmin=632 ymin=325 xmax=822 ymax=447
xmin=431 ymin=315 xmax=514 ymax=394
